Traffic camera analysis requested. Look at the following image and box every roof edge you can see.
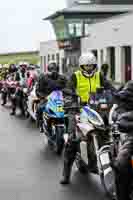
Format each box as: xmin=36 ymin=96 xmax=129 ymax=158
xmin=43 ymin=4 xmax=133 ymax=20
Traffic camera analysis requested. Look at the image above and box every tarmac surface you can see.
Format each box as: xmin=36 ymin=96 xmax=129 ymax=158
xmin=0 ymin=104 xmax=109 ymax=200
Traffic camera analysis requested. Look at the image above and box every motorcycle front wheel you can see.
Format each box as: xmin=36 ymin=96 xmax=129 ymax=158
xmin=99 ymin=148 xmax=117 ymax=200
xmin=54 ymin=126 xmax=64 ymax=155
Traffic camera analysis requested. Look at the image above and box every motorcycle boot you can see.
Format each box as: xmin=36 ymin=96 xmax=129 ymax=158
xmin=19 ymin=100 xmax=25 ymax=117
xmin=10 ymin=97 xmax=16 ymax=115
xmin=1 ymin=93 xmax=7 ymax=106
xmin=60 ymin=138 xmax=78 ymax=185
xmin=39 ymin=120 xmax=44 ymax=133
xmin=1 ymin=100 xmax=6 ymax=106
xmin=60 ymin=160 xmax=72 ymax=185
xmin=10 ymin=108 xmax=16 ymax=115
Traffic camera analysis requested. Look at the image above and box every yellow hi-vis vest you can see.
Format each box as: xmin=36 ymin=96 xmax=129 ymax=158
xmin=75 ymin=70 xmax=101 ymax=103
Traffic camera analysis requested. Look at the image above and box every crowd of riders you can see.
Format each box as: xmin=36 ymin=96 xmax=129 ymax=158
xmin=0 ymin=63 xmax=38 ymax=114
xmin=1 ymin=52 xmax=133 ymax=200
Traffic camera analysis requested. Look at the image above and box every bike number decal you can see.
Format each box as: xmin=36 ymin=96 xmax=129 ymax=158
xmin=56 ymin=106 xmax=64 ymax=112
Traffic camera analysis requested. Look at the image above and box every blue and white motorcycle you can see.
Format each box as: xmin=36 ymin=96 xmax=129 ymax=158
xmin=64 ymin=103 xmax=116 ymax=199
xmin=42 ymin=90 xmax=67 ymax=155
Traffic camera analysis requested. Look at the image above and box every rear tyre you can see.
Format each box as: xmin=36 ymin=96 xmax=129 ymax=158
xmin=23 ymin=100 xmax=29 ymax=118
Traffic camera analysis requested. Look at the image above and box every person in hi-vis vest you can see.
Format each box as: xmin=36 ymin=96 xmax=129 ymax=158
xmin=60 ymin=51 xmax=115 ymax=185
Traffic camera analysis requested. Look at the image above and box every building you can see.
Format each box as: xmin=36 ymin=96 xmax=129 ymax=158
xmin=41 ymin=3 xmax=133 ymax=75
xmin=66 ymin=0 xmax=133 ymax=6
xmin=66 ymin=0 xmax=92 ymax=7
xmin=40 ymin=0 xmax=133 ymax=82
xmin=81 ymin=12 xmax=133 ymax=83
xmin=95 ymin=0 xmax=133 ymax=4
xmin=40 ymin=40 xmax=64 ymax=73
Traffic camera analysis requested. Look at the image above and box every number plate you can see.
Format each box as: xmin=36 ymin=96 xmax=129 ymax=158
xmin=80 ymin=142 xmax=88 ymax=164
xmin=100 ymin=152 xmax=110 ymax=165
xmin=100 ymin=104 xmax=108 ymax=109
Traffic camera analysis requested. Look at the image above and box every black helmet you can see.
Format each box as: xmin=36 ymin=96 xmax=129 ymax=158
xmin=115 ymin=80 xmax=133 ymax=103
xmin=9 ymin=64 xmax=17 ymax=73
xmin=47 ymin=61 xmax=59 ymax=73
xmin=20 ymin=67 xmax=26 ymax=74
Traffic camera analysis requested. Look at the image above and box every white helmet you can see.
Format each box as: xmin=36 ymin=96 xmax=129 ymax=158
xmin=79 ymin=52 xmax=97 ymax=77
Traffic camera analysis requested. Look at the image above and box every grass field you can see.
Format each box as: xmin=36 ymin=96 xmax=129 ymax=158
xmin=0 ymin=51 xmax=40 ymax=65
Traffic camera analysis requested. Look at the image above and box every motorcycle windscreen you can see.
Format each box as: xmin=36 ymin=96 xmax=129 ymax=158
xmin=46 ymin=90 xmax=64 ymax=118
xmin=83 ymin=106 xmax=104 ymax=126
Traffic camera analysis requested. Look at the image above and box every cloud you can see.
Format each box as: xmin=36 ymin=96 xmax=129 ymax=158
xmin=0 ymin=0 xmax=66 ymax=53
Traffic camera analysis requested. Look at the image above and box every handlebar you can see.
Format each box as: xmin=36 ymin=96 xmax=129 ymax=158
xmin=64 ymin=106 xmax=81 ymax=111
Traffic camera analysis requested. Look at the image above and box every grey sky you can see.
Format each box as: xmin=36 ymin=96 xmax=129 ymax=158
xmin=0 ymin=0 xmax=66 ymax=53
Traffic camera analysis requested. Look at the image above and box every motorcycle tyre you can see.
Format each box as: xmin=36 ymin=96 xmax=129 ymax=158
xmin=23 ymin=99 xmax=29 ymax=118
xmin=100 ymin=172 xmax=117 ymax=200
xmin=54 ymin=126 xmax=64 ymax=155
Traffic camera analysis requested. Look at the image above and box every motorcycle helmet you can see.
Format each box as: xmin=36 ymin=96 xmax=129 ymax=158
xmin=26 ymin=71 xmax=30 ymax=78
xmin=19 ymin=62 xmax=28 ymax=73
xmin=47 ymin=61 xmax=59 ymax=73
xmin=79 ymin=52 xmax=97 ymax=77
xmin=114 ymin=80 xmax=133 ymax=104
xmin=47 ymin=61 xmax=59 ymax=79
xmin=101 ymin=62 xmax=109 ymax=77
xmin=9 ymin=64 xmax=17 ymax=73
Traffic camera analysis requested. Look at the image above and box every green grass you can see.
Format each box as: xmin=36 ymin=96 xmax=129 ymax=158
xmin=0 ymin=52 xmax=40 ymax=65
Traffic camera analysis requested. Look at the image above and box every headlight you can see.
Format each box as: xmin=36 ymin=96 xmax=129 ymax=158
xmin=100 ymin=104 xmax=108 ymax=109
xmin=23 ymin=88 xmax=28 ymax=93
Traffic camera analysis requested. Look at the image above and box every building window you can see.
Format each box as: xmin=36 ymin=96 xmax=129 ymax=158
xmin=56 ymin=53 xmax=60 ymax=65
xmin=40 ymin=56 xmax=43 ymax=68
xmin=62 ymin=58 xmax=67 ymax=74
xmin=48 ymin=54 xmax=50 ymax=62
xmin=44 ymin=56 xmax=47 ymax=72
xmin=101 ymin=49 xmax=104 ymax=64
xmin=52 ymin=54 xmax=55 ymax=61
xmin=68 ymin=23 xmax=82 ymax=37
xmin=44 ymin=56 xmax=46 ymax=66
xmin=123 ymin=46 xmax=131 ymax=82
xmin=109 ymin=47 xmax=115 ymax=81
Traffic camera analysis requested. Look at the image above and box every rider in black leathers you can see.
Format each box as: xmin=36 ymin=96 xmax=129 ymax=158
xmin=35 ymin=61 xmax=67 ymax=132
xmin=10 ymin=67 xmax=27 ymax=116
xmin=112 ymin=80 xmax=133 ymax=200
xmin=1 ymin=65 xmax=17 ymax=106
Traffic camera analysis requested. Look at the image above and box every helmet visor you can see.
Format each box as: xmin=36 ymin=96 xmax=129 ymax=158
xmin=81 ymin=64 xmax=97 ymax=74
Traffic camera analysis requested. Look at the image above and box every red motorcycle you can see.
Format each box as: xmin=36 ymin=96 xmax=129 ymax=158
xmin=1 ymin=79 xmax=19 ymax=105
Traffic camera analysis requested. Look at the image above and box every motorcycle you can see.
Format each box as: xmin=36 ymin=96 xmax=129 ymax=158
xmin=26 ymin=83 xmax=40 ymax=120
xmin=42 ymin=90 xmax=67 ymax=155
xmin=106 ymin=104 xmax=133 ymax=200
xmin=0 ymin=80 xmax=5 ymax=92
xmin=63 ymin=94 xmax=115 ymax=199
xmin=1 ymin=79 xmax=19 ymax=105
xmin=22 ymin=87 xmax=29 ymax=117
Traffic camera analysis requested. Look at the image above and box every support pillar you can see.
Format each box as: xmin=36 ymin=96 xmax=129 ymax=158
xmin=115 ymin=46 xmax=125 ymax=83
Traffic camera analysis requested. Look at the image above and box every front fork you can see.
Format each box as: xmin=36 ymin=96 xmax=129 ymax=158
xmin=92 ymin=134 xmax=111 ymax=175
xmin=92 ymin=134 xmax=101 ymax=173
